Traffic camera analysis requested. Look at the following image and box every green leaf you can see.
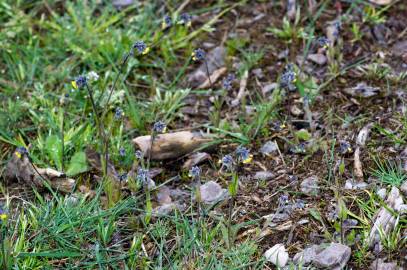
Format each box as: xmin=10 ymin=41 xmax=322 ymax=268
xmin=46 ymin=134 xmax=62 ymax=171
xmin=66 ymin=151 xmax=88 ymax=176
xmin=295 ymin=129 xmax=311 ymax=141
xmin=309 ymin=208 xmax=323 ymax=223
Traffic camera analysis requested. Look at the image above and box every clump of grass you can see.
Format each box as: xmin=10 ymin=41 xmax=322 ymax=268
xmin=371 ymin=159 xmax=406 ymax=187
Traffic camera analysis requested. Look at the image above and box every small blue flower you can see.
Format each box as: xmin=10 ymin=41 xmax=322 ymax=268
xmin=189 ymin=166 xmax=201 ymax=178
xmin=280 ymin=70 xmax=296 ymax=88
xmin=136 ymin=167 xmax=149 ymax=184
xmin=119 ymin=147 xmax=126 ymax=157
xmin=153 ymin=121 xmax=167 ymax=133
xmin=278 ymin=194 xmax=289 ymax=206
xmin=339 ymin=141 xmax=352 ymax=154
xmin=191 ymin=48 xmax=205 ymax=62
xmin=317 ymin=36 xmax=330 ymax=49
xmin=219 ymin=154 xmax=234 ymax=170
xmin=178 ymin=13 xmax=192 ymax=27
xmin=162 ymin=15 xmax=172 ymax=29
xmin=236 ymin=146 xmax=253 ymax=164
xmin=135 ymin=150 xmax=144 ymax=159
xmin=114 ymin=107 xmax=124 ymax=120
xmin=132 ymin=41 xmax=150 ymax=55
xmin=71 ymin=75 xmax=87 ymax=89
xmin=222 ymin=73 xmax=235 ymax=90
xmin=15 ymin=146 xmax=28 ymax=159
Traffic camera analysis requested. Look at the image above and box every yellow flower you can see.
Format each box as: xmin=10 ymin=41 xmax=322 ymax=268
xmin=71 ymin=80 xmax=78 ymax=89
xmin=142 ymin=47 xmax=150 ymax=55
xmin=15 ymin=151 xmax=22 ymax=159
xmin=0 ymin=213 xmax=7 ymax=221
xmin=242 ymin=154 xmax=253 ymax=164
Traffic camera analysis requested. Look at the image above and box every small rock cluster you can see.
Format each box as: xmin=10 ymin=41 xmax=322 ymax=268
xmin=264 ymin=242 xmax=351 ymax=269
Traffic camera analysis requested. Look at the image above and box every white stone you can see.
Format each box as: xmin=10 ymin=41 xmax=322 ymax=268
xmin=264 ymin=244 xmax=289 ymax=267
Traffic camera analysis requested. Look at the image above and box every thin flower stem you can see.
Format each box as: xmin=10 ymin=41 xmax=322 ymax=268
xmin=85 ymin=84 xmax=107 ymax=176
xmin=61 ymin=107 xmax=65 ymax=172
xmin=204 ymin=60 xmax=213 ymax=89
xmin=105 ymin=54 xmax=130 ymax=108
xmin=195 ymin=175 xmax=202 ymax=237
xmin=29 ymin=158 xmax=49 ymax=183
xmin=227 ymin=195 xmax=234 ymax=248
xmin=98 ymin=52 xmax=131 ymax=113
xmin=147 ymin=133 xmax=156 ymax=169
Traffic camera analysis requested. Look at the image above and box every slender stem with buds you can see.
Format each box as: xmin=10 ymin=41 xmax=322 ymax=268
xmin=85 ymin=84 xmax=107 ymax=176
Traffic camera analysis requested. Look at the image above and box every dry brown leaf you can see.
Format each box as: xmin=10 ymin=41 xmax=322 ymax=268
xmin=4 ymin=153 xmax=75 ymax=193
xmin=353 ymin=147 xmax=364 ymax=179
xmin=133 ymin=131 xmax=212 ymax=160
xmin=197 ymin=67 xmax=227 ymax=89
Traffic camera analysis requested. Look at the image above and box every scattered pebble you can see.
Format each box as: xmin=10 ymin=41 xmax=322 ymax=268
xmin=300 ymin=175 xmax=319 ymax=196
xmin=344 ymin=179 xmax=369 ymax=190
xmin=400 ymin=181 xmax=407 ymax=196
xmin=370 ymin=258 xmax=400 ymax=270
xmin=293 ymin=244 xmax=321 ymax=266
xmin=377 ymin=188 xmax=387 ymax=199
xmin=307 ymin=53 xmax=327 ymax=65
xmin=252 ymin=68 xmax=264 ymax=79
xmin=152 ymin=203 xmax=176 ymax=217
xmin=200 ymin=181 xmax=228 ymax=204
xmin=260 ymin=141 xmax=278 ymax=156
xmin=253 ymin=171 xmax=275 ymax=181
xmin=262 ymin=83 xmax=278 ymax=96
xmin=156 ymin=186 xmax=172 ymax=205
xmin=312 ymin=243 xmax=351 ymax=269
xmin=264 ymin=244 xmax=289 ymax=267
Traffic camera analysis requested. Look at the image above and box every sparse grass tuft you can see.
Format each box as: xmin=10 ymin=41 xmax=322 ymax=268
xmin=372 ymin=159 xmax=406 ymax=187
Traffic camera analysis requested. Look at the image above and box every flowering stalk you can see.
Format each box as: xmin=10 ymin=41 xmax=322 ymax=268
xmin=85 ymin=83 xmax=108 ymax=176
xmin=191 ymin=48 xmax=213 ymax=88
xmin=221 ymin=147 xmax=252 ymax=248
xmin=189 ymin=166 xmax=202 ymax=224
xmin=219 ymin=154 xmax=235 ymax=248
xmin=60 ymin=100 xmax=65 ymax=172
xmin=147 ymin=121 xmax=166 ymax=168
xmin=137 ymin=167 xmax=152 ymax=225
xmin=212 ymin=74 xmax=235 ymax=127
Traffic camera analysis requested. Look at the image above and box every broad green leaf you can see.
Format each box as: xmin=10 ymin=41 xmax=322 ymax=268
xmin=66 ymin=151 xmax=88 ymax=176
xmin=46 ymin=134 xmax=62 ymax=171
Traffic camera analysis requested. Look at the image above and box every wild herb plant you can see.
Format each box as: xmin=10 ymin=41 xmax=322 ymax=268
xmin=219 ymin=146 xmax=252 ymax=248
